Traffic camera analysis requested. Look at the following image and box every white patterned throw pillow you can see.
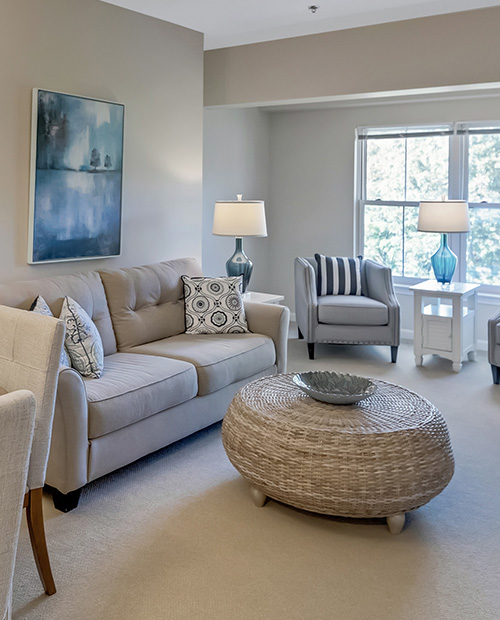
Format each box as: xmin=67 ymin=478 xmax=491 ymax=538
xmin=59 ymin=297 xmax=104 ymax=378
xmin=30 ymin=295 xmax=71 ymax=367
xmin=314 ymin=254 xmax=363 ymax=296
xmin=182 ymin=275 xmax=249 ymax=334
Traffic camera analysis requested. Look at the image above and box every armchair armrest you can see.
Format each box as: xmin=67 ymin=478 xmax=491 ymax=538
xmin=244 ymin=301 xmax=290 ymax=374
xmin=488 ymin=309 xmax=500 ymax=366
xmin=364 ymin=260 xmax=397 ymax=305
xmin=45 ymin=367 xmax=90 ymax=494
xmin=364 ymin=259 xmax=400 ymax=345
xmin=294 ymin=257 xmax=318 ymax=341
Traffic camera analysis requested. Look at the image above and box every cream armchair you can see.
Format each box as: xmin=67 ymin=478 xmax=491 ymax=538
xmin=0 ymin=306 xmax=65 ymax=596
xmin=0 ymin=390 xmax=36 ymax=620
xmin=294 ymin=257 xmax=400 ymax=361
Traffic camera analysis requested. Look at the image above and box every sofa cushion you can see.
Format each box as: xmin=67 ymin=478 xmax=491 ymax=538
xmin=100 ymin=258 xmax=204 ymax=350
xmin=317 ymin=295 xmax=388 ymax=326
xmin=0 ymin=271 xmax=117 ymax=356
xmin=125 ymin=333 xmax=276 ymax=396
xmin=85 ymin=352 xmax=197 ymax=438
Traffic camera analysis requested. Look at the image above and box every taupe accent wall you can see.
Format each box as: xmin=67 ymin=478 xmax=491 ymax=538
xmin=204 ymin=7 xmax=500 ymax=107
xmin=0 ymin=0 xmax=203 ymax=282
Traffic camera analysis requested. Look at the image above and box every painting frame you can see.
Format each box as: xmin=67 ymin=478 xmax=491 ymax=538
xmin=28 ymin=88 xmax=125 ymax=264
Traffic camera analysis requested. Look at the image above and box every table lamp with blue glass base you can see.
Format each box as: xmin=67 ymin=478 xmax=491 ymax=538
xmin=417 ymin=200 xmax=470 ymax=286
xmin=212 ymin=195 xmax=267 ymax=294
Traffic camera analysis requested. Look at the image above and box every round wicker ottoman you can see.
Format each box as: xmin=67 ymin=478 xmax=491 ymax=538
xmin=222 ymin=374 xmax=454 ymax=534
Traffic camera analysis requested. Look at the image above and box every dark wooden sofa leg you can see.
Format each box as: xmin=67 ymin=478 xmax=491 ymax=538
xmin=307 ymin=343 xmax=315 ymax=360
xmin=51 ymin=487 xmax=83 ymax=513
xmin=297 ymin=327 xmax=304 ymax=340
xmin=25 ymin=488 xmax=56 ymax=595
xmin=492 ymin=365 xmax=500 ymax=384
xmin=391 ymin=346 xmax=398 ymax=363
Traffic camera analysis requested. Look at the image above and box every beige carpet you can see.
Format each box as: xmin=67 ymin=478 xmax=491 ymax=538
xmin=12 ymin=337 xmax=500 ymax=620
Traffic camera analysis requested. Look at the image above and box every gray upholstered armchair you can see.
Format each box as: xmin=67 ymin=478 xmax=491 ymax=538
xmin=294 ymin=257 xmax=400 ymax=361
xmin=488 ymin=309 xmax=500 ymax=384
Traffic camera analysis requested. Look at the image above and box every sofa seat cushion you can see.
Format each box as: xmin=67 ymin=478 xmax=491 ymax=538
xmin=85 ymin=353 xmax=197 ymax=438
xmin=318 ymin=295 xmax=388 ymax=326
xmin=125 ymin=333 xmax=276 ymax=396
xmin=496 ymin=324 xmax=500 ymax=344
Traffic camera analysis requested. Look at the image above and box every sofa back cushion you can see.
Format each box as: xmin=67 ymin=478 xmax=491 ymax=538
xmin=99 ymin=258 xmax=204 ymax=350
xmin=0 ymin=271 xmax=117 ymax=356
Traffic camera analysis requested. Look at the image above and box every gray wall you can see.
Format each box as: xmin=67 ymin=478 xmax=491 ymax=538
xmin=203 ymin=95 xmax=500 ymax=346
xmin=266 ymin=95 xmax=500 ymax=339
xmin=0 ymin=0 xmax=203 ymax=282
xmin=203 ymin=108 xmax=270 ymax=292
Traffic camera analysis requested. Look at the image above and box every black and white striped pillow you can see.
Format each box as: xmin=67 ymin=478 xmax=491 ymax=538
xmin=314 ymin=254 xmax=363 ymax=296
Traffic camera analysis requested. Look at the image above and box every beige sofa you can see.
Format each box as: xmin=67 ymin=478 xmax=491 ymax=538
xmin=0 ymin=258 xmax=289 ymax=511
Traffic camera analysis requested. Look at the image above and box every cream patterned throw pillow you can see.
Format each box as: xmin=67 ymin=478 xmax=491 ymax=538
xmin=30 ymin=295 xmax=71 ymax=367
xmin=59 ymin=297 xmax=104 ymax=378
xmin=182 ymin=275 xmax=249 ymax=334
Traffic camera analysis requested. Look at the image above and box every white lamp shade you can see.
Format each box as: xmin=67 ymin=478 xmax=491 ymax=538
xmin=213 ymin=200 xmax=267 ymax=237
xmin=417 ymin=200 xmax=470 ymax=233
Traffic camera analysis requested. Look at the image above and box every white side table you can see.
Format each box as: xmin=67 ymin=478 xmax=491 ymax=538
xmin=242 ymin=291 xmax=284 ymax=305
xmin=410 ymin=280 xmax=480 ymax=373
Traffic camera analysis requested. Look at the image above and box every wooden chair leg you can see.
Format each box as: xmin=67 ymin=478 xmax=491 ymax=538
xmin=25 ymin=488 xmax=56 ymax=595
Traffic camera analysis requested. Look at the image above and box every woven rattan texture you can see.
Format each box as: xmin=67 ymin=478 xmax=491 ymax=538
xmin=222 ymin=374 xmax=454 ymax=518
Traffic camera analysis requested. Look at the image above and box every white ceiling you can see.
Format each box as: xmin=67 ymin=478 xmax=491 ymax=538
xmin=101 ymin=0 xmax=500 ymax=50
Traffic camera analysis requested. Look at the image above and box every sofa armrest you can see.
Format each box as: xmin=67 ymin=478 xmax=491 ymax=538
xmin=244 ymin=301 xmax=290 ymax=374
xmin=294 ymin=257 xmax=318 ymax=341
xmin=45 ymin=367 xmax=90 ymax=494
xmin=488 ymin=309 xmax=500 ymax=366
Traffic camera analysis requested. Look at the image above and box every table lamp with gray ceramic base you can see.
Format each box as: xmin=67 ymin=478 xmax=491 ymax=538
xmin=225 ymin=238 xmax=253 ymax=294
xmin=213 ymin=194 xmax=267 ymax=294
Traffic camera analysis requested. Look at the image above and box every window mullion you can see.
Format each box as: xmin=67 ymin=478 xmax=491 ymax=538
xmin=356 ymin=135 xmax=367 ymax=256
xmin=447 ymin=126 xmax=467 ymax=282
xmin=458 ymin=129 xmax=469 ymax=282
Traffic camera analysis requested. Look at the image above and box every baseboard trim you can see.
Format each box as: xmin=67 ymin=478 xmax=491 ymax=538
xmin=401 ymin=328 xmax=413 ymax=342
xmin=289 ymin=322 xmax=487 ymax=351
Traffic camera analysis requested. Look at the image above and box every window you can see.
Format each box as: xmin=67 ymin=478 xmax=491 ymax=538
xmin=357 ymin=123 xmax=500 ymax=288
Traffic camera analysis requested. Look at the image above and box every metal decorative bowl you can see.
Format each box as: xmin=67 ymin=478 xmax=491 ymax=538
xmin=292 ymin=371 xmax=377 ymax=405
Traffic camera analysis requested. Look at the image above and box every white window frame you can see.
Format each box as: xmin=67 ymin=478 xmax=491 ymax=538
xmin=356 ymin=122 xmax=500 ymax=293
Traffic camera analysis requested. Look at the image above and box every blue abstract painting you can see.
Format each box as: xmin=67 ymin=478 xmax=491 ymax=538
xmin=29 ymin=89 xmax=124 ymax=263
